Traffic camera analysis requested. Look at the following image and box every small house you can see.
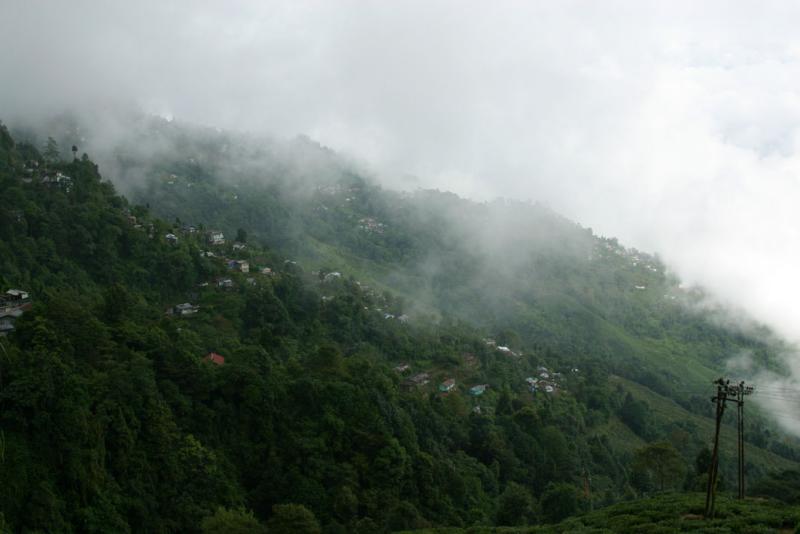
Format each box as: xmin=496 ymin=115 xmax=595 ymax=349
xmin=233 ymin=243 xmax=247 ymax=251
xmin=358 ymin=217 xmax=385 ymax=233
xmin=165 ymin=233 xmax=178 ymax=244
xmin=439 ymin=379 xmax=456 ymax=393
xmin=323 ymin=272 xmax=342 ymax=282
xmin=207 ymin=231 xmax=225 ymax=246
xmin=469 ymin=384 xmax=488 ymax=396
xmin=227 ymin=260 xmax=249 ymax=273
xmin=5 ymin=289 xmax=29 ymax=302
xmin=260 ymin=267 xmax=273 ymax=275
xmin=394 ymin=363 xmax=411 ymax=373
xmin=204 ymin=352 xmax=225 ymax=365
xmin=402 ymin=372 xmax=430 ymax=389
xmin=0 ymin=308 xmax=24 ymax=336
xmin=41 ymin=172 xmax=73 ymax=191
xmin=173 ymin=303 xmax=199 ymax=316
xmin=217 ymin=278 xmax=234 ymax=289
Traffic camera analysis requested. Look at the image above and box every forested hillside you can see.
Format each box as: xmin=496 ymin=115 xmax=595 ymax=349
xmin=2 ymin=118 xmax=800 ymax=533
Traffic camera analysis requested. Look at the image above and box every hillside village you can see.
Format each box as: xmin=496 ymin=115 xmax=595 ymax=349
xmin=116 ymin=210 xmax=583 ymax=400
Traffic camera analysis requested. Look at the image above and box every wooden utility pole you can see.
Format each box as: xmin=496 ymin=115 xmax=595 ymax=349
xmin=704 ymin=378 xmax=754 ymax=517
xmin=705 ymin=378 xmax=728 ymax=519
xmin=735 ymin=381 xmax=753 ymax=499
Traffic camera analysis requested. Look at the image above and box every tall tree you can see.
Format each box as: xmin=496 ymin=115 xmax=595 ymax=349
xmin=632 ymin=441 xmax=687 ymax=492
xmin=43 ymin=137 xmax=60 ymax=163
xmin=496 ymin=482 xmax=534 ymax=526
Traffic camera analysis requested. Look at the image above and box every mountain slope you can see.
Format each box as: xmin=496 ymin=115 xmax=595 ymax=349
xmin=113 ymin=119 xmax=784 ymax=391
xmin=2 ymin=117 xmax=799 ymax=533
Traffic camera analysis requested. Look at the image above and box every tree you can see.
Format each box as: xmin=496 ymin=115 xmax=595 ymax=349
xmin=495 ymin=388 xmax=513 ymax=415
xmin=695 ymin=445 xmax=712 ymax=475
xmin=43 ymin=137 xmax=60 ymax=163
xmin=201 ymin=507 xmax=265 ymax=534
xmin=236 ymin=227 xmax=247 ymax=243
xmin=307 ymin=343 xmax=343 ymax=375
xmin=540 ymin=482 xmax=579 ymax=523
xmin=332 ymin=487 xmax=358 ymax=523
xmin=266 ymin=504 xmax=321 ymax=534
xmin=687 ymin=445 xmax=714 ymax=491
xmin=539 ymin=426 xmax=574 ymax=482
xmin=386 ymin=501 xmax=427 ymax=531
xmin=496 ymin=482 xmax=534 ymax=526
xmin=632 ymin=441 xmax=686 ymax=492
xmin=619 ymin=393 xmax=650 ymax=438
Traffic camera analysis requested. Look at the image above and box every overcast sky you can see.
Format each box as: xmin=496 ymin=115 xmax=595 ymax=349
xmin=4 ymin=1 xmax=800 ymax=352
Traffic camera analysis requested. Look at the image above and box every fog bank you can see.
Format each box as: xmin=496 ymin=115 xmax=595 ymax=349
xmin=4 ymin=2 xmax=800 ymax=402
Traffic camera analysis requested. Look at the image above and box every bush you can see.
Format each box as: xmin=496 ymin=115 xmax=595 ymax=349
xmin=265 ymin=504 xmax=320 ymax=534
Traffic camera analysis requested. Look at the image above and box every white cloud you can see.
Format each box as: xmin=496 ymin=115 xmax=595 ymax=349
xmin=4 ymin=3 xmax=800 ymax=374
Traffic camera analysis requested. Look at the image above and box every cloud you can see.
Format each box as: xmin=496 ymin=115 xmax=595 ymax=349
xmin=5 ymin=2 xmax=800 ymax=413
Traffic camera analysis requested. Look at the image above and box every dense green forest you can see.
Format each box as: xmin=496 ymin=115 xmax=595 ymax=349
xmin=2 ymin=118 xmax=800 ymax=533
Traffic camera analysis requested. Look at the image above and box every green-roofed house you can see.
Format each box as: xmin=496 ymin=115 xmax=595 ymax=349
xmin=469 ymin=384 xmax=488 ymax=396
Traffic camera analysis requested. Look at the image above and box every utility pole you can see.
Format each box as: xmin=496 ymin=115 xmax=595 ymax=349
xmin=735 ymin=381 xmax=754 ymax=499
xmin=705 ymin=378 xmax=728 ymax=519
xmin=704 ymin=378 xmax=754 ymax=518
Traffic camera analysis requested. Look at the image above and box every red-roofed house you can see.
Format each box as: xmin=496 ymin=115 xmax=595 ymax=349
xmin=204 ymin=352 xmax=225 ymax=365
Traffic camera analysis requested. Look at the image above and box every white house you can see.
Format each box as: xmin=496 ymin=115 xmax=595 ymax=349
xmin=207 ymin=231 xmax=225 ymax=246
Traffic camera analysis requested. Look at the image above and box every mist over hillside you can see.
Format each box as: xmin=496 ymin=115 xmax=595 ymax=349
xmin=3 ymin=113 xmax=800 ymax=532
xmin=11 ymin=112 xmax=796 ymax=414
xmin=5 ymin=2 xmax=800 ymax=531
xmin=5 ymin=2 xmax=800 ymax=365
